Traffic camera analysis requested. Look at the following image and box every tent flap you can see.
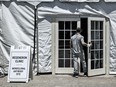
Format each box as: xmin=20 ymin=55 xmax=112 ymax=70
xmin=0 ymin=1 xmax=37 ymax=74
xmin=0 ymin=0 xmax=10 ymax=1
xmin=37 ymin=0 xmax=116 ymax=73
xmin=0 ymin=2 xmax=2 ymax=21
xmin=104 ymin=0 xmax=116 ymax=2
xmin=60 ymin=0 xmax=99 ymax=2
xmin=17 ymin=0 xmax=54 ymax=2
xmin=38 ymin=18 xmax=52 ymax=72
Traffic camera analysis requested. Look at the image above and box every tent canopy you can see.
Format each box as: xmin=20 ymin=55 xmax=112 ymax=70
xmin=1 ymin=0 xmax=116 ymax=6
xmin=1 ymin=0 xmax=116 ymax=2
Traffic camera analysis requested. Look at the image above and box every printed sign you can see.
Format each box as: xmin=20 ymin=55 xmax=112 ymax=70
xmin=8 ymin=46 xmax=31 ymax=83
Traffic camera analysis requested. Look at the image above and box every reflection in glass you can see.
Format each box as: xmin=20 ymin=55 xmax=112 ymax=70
xmin=65 ymin=31 xmax=70 ymax=39
xmin=65 ymin=50 xmax=70 ymax=58
xmin=59 ymin=31 xmax=64 ymax=39
xmin=95 ymin=51 xmax=100 ymax=59
xmin=59 ymin=50 xmax=64 ymax=58
xmin=100 ymin=60 xmax=103 ymax=68
xmin=59 ymin=21 xmax=64 ymax=30
xmin=95 ymin=21 xmax=99 ymax=30
xmin=100 ymin=31 xmax=103 ymax=39
xmin=100 ymin=50 xmax=103 ymax=58
xmin=59 ymin=40 xmax=64 ymax=48
xmin=91 ymin=41 xmax=94 ymax=49
xmin=72 ymin=21 xmax=77 ymax=30
xmin=94 ymin=41 xmax=100 ymax=49
xmin=95 ymin=31 xmax=100 ymax=39
xmin=59 ymin=59 xmax=64 ymax=67
xmin=95 ymin=60 xmax=100 ymax=69
xmin=100 ymin=21 xmax=103 ymax=30
xmin=91 ymin=61 xmax=94 ymax=69
xmin=65 ymin=40 xmax=70 ymax=49
xmin=65 ymin=59 xmax=70 ymax=67
xmin=100 ymin=41 xmax=103 ymax=49
xmin=91 ymin=21 xmax=94 ymax=30
xmin=91 ymin=31 xmax=94 ymax=40
xmin=65 ymin=21 xmax=70 ymax=30
xmin=91 ymin=51 xmax=94 ymax=59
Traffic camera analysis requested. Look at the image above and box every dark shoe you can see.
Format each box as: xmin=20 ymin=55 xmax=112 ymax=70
xmin=73 ymin=73 xmax=78 ymax=78
xmin=84 ymin=72 xmax=87 ymax=76
xmin=75 ymin=75 xmax=78 ymax=78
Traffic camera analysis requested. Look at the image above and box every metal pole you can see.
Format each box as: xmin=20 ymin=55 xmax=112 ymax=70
xmin=36 ymin=6 xmax=39 ymax=74
xmin=35 ymin=6 xmax=39 ymax=75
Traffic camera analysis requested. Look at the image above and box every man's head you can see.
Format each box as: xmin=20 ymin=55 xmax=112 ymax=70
xmin=76 ymin=27 xmax=82 ymax=33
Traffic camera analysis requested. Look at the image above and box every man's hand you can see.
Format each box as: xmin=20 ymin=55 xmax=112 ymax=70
xmin=81 ymin=40 xmax=92 ymax=47
xmin=87 ymin=43 xmax=92 ymax=47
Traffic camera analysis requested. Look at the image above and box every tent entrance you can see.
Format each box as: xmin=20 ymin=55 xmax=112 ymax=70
xmin=55 ymin=17 xmax=106 ymax=76
xmin=55 ymin=18 xmax=80 ymax=73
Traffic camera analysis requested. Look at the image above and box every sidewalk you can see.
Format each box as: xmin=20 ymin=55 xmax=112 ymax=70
xmin=0 ymin=74 xmax=116 ymax=87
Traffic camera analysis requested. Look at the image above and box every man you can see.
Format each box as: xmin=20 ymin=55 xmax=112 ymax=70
xmin=70 ymin=28 xmax=92 ymax=78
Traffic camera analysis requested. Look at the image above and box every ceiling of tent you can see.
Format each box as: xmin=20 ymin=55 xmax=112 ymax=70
xmin=60 ymin=0 xmax=99 ymax=2
xmin=0 ymin=0 xmax=53 ymax=1
xmin=104 ymin=0 xmax=116 ymax=2
xmin=0 ymin=0 xmax=116 ymax=2
xmin=1 ymin=0 xmax=116 ymax=6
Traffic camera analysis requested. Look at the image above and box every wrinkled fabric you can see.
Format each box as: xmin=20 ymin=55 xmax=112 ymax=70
xmin=60 ymin=0 xmax=99 ymax=2
xmin=38 ymin=18 xmax=51 ymax=72
xmin=1 ymin=0 xmax=116 ymax=74
xmin=17 ymin=0 xmax=54 ymax=6
xmin=104 ymin=0 xmax=116 ymax=2
xmin=37 ymin=0 xmax=116 ymax=73
xmin=0 ymin=1 xmax=36 ymax=74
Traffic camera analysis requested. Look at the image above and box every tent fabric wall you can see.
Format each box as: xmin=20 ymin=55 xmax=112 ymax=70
xmin=60 ymin=0 xmax=99 ymax=2
xmin=1 ymin=0 xmax=116 ymax=74
xmin=0 ymin=2 xmax=2 ymax=21
xmin=0 ymin=1 xmax=37 ymax=74
xmin=37 ymin=0 xmax=116 ymax=73
xmin=38 ymin=18 xmax=51 ymax=72
xmin=104 ymin=0 xmax=116 ymax=2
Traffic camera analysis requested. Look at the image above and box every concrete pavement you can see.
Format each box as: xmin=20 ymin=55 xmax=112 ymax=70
xmin=0 ymin=74 xmax=116 ymax=87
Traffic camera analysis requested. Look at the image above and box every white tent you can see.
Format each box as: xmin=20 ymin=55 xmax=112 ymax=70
xmin=1 ymin=0 xmax=116 ymax=75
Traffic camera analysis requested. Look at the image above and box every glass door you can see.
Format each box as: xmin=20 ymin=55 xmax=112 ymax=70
xmin=55 ymin=18 xmax=80 ymax=73
xmin=88 ymin=17 xmax=105 ymax=76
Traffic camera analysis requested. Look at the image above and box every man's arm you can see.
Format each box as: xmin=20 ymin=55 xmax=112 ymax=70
xmin=81 ymin=40 xmax=88 ymax=47
xmin=81 ymin=40 xmax=92 ymax=47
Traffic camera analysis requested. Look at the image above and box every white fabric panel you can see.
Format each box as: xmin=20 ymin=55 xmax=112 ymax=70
xmin=37 ymin=0 xmax=116 ymax=73
xmin=104 ymin=0 xmax=116 ymax=2
xmin=26 ymin=1 xmax=41 ymax=6
xmin=17 ymin=0 xmax=54 ymax=6
xmin=38 ymin=18 xmax=51 ymax=72
xmin=0 ymin=2 xmax=2 ymax=21
xmin=0 ymin=0 xmax=10 ymax=1
xmin=0 ymin=1 xmax=36 ymax=74
xmin=60 ymin=0 xmax=99 ymax=2
xmin=17 ymin=0 xmax=54 ymax=1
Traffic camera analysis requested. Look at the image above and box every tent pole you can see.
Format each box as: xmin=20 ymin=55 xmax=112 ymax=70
xmin=35 ymin=5 xmax=39 ymax=75
xmin=33 ymin=5 xmax=39 ymax=75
